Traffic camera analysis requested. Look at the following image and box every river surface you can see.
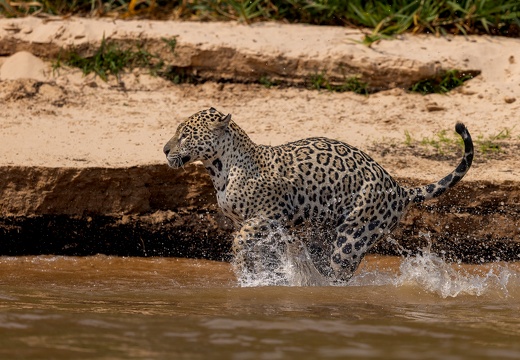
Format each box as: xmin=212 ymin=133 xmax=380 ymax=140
xmin=0 ymin=254 xmax=519 ymax=359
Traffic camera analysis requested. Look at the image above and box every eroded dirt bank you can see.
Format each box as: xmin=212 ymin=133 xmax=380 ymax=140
xmin=1 ymin=165 xmax=519 ymax=263
xmin=0 ymin=18 xmax=519 ymax=262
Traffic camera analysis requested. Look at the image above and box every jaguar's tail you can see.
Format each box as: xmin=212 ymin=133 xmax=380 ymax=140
xmin=408 ymin=123 xmax=473 ymax=204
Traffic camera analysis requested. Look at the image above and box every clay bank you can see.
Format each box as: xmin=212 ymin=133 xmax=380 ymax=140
xmin=0 ymin=18 xmax=519 ymax=263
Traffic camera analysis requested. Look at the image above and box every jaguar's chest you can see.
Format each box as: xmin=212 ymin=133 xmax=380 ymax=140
xmin=215 ymin=188 xmax=243 ymax=226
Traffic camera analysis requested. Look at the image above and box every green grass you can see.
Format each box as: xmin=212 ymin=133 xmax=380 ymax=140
xmin=50 ymin=31 xmax=474 ymax=95
xmin=308 ymin=71 xmax=369 ymax=95
xmin=475 ymin=128 xmax=512 ymax=153
xmin=404 ymin=127 xmax=514 ymax=155
xmin=259 ymin=75 xmax=278 ymax=89
xmin=53 ymin=36 xmax=473 ymax=96
xmin=54 ymin=35 xmax=177 ymax=81
xmin=277 ymin=53 xmax=476 ymax=96
xmin=409 ymin=70 xmax=478 ymax=95
xmin=404 ymin=130 xmax=414 ymax=147
xmin=160 ymin=66 xmax=199 ymax=84
xmin=419 ymin=129 xmax=463 ymax=155
xmin=54 ymin=38 xmax=373 ymax=91
xmin=161 ymin=36 xmax=177 ymax=53
xmin=2 ymin=1 xmax=519 ymax=41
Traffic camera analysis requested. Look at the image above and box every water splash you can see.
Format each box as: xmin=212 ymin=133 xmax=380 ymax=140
xmin=233 ymin=230 xmax=518 ymax=297
xmin=394 ymin=249 xmax=516 ymax=298
xmin=232 ymin=228 xmax=332 ymax=287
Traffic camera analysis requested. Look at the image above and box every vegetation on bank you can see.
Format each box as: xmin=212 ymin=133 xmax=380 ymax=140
xmin=307 ymin=72 xmax=370 ymax=95
xmin=1 ymin=0 xmax=519 ymax=42
xmin=53 ymin=36 xmax=178 ymax=82
xmin=3 ymin=1 xmax=506 ymax=93
xmin=52 ymin=36 xmax=476 ymax=94
xmin=403 ymin=127 xmax=515 ymax=156
xmin=408 ymin=70 xmax=475 ymax=95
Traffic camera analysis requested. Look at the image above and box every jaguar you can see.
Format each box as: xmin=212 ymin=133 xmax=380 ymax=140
xmin=163 ymin=108 xmax=473 ymax=283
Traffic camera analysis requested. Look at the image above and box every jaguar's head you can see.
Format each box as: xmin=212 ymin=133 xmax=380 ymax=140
xmin=163 ymin=107 xmax=231 ymax=169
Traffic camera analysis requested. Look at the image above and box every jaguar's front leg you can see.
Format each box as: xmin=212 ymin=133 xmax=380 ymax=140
xmin=231 ymin=217 xmax=286 ymax=280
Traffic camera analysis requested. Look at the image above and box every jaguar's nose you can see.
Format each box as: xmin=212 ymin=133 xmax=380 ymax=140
xmin=163 ymin=143 xmax=170 ymax=156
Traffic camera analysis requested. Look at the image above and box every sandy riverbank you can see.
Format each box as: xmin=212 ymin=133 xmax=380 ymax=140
xmin=0 ymin=17 xmax=518 ymax=261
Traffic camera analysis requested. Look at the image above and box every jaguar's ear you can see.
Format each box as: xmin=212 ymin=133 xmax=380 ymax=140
xmin=211 ymin=113 xmax=231 ymax=131
xmin=221 ymin=113 xmax=231 ymax=126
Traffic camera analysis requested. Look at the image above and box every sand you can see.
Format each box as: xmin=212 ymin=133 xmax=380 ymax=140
xmin=0 ymin=17 xmax=518 ymax=260
xmin=0 ymin=17 xmax=519 ymax=182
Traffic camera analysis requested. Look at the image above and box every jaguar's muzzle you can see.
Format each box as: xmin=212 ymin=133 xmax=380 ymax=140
xmin=166 ymin=153 xmax=191 ymax=169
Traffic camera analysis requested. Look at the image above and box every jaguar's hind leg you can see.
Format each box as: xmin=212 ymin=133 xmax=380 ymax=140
xmin=330 ymin=216 xmax=401 ymax=282
xmin=330 ymin=232 xmax=385 ymax=282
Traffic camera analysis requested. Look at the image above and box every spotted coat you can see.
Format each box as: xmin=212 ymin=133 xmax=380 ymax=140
xmin=163 ymin=108 xmax=474 ymax=282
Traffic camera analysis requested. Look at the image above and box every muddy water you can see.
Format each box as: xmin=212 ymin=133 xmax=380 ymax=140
xmin=0 ymin=255 xmax=519 ymax=360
